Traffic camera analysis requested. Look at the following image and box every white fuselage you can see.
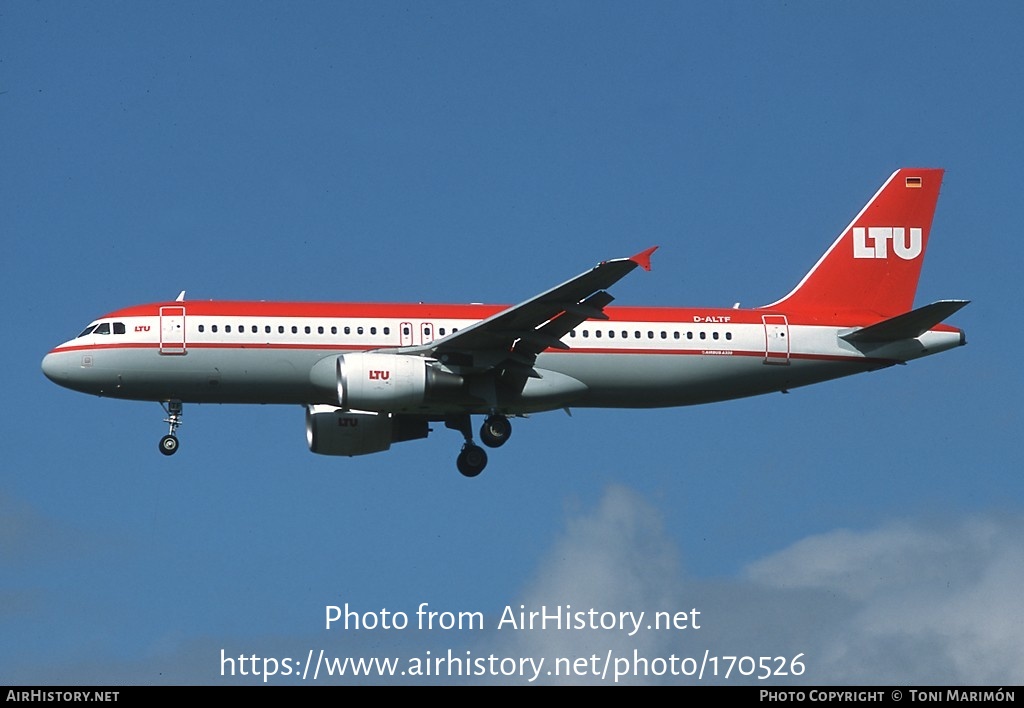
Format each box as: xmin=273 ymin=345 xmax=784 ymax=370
xmin=41 ymin=301 xmax=964 ymax=414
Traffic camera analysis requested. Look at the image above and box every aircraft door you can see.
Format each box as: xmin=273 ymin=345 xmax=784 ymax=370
xmin=400 ymin=322 xmax=413 ymax=347
xmin=762 ymin=315 xmax=790 ymax=365
xmin=159 ymin=306 xmax=187 ymax=355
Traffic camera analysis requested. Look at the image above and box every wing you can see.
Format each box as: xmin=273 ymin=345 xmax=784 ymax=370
xmin=392 ymin=246 xmax=657 ymax=384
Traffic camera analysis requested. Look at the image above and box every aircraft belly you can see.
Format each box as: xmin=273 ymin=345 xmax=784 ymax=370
xmin=508 ymin=368 xmax=590 ymax=412
xmin=534 ymin=353 xmax=758 ymax=407
xmin=532 ymin=352 xmax=873 ymax=408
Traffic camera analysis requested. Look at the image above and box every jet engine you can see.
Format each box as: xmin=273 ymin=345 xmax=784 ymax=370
xmin=306 ymin=405 xmax=429 ymax=456
xmin=335 ymin=353 xmax=464 ymax=411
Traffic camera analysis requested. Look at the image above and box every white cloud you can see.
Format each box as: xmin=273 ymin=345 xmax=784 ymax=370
xmin=493 ymin=485 xmax=684 ymax=683
xmin=495 ymin=490 xmax=1024 ymax=685
xmin=748 ymin=515 xmax=1024 ymax=684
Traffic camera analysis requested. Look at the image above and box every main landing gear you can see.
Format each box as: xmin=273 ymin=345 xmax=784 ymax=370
xmin=456 ymin=443 xmax=487 ymax=478
xmin=480 ymin=414 xmax=512 ymax=448
xmin=158 ymin=400 xmax=183 ymax=456
xmin=447 ymin=413 xmax=512 ymax=478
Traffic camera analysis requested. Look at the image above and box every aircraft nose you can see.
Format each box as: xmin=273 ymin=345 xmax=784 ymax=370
xmin=41 ymin=351 xmax=68 ymax=385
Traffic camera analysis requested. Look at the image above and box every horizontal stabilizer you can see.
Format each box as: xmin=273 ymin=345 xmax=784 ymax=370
xmin=840 ymin=300 xmax=969 ymax=343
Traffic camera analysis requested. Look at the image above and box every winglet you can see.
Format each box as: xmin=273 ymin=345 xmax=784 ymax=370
xmin=630 ymin=246 xmax=658 ymax=272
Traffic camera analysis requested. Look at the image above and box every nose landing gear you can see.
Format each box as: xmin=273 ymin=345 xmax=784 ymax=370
xmin=158 ymin=400 xmax=183 ymax=456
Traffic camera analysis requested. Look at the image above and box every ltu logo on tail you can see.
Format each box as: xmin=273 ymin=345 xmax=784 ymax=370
xmin=853 ymin=227 xmax=922 ymax=260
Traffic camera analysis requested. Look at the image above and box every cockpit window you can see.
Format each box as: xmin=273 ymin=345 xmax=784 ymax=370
xmin=76 ymin=321 xmax=125 ymax=337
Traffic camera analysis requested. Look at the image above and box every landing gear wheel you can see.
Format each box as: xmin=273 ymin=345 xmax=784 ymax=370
xmin=159 ymin=400 xmax=183 ymax=457
xmin=159 ymin=434 xmax=179 ymax=456
xmin=456 ymin=443 xmax=488 ymax=478
xmin=480 ymin=415 xmax=512 ymax=448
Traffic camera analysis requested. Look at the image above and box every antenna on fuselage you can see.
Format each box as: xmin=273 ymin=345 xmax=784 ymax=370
xmin=175 ymin=290 xmax=186 ymax=302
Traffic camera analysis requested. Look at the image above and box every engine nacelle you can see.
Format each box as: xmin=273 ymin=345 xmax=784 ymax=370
xmin=336 ymin=352 xmax=463 ymax=411
xmin=306 ymin=405 xmax=429 ymax=456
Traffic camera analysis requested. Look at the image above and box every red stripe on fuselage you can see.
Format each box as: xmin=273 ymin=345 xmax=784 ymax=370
xmin=47 ymin=340 xmax=899 ymax=366
xmin=98 ymin=300 xmax=962 ymax=332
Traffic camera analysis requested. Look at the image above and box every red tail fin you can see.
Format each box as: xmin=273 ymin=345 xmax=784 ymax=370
xmin=764 ymin=168 xmax=944 ymax=321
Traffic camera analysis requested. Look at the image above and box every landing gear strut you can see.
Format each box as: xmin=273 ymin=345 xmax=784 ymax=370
xmin=159 ymin=400 xmax=183 ymax=456
xmin=446 ymin=414 xmax=488 ymax=477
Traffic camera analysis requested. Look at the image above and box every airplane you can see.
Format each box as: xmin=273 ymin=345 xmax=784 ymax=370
xmin=42 ymin=168 xmax=967 ymax=477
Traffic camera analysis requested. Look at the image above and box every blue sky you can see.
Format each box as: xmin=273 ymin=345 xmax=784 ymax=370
xmin=3 ymin=2 xmax=1022 ymax=684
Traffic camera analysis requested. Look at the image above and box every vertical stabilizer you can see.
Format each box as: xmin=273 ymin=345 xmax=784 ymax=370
xmin=764 ymin=168 xmax=944 ymax=321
